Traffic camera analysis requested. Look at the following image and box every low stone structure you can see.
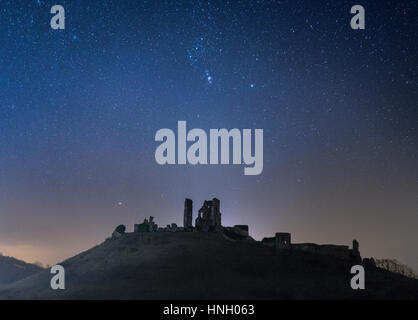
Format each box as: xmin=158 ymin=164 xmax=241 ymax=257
xmin=263 ymin=232 xmax=362 ymax=262
xmin=134 ymin=216 xmax=158 ymax=233
xmin=275 ymin=233 xmax=291 ymax=252
xmin=292 ymin=243 xmax=351 ymax=260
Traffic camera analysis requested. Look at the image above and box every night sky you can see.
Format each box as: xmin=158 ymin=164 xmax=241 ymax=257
xmin=0 ymin=0 xmax=417 ymax=271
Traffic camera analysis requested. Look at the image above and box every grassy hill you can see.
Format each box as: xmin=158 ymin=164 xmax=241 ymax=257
xmin=0 ymin=254 xmax=44 ymax=286
xmin=0 ymin=232 xmax=417 ymax=300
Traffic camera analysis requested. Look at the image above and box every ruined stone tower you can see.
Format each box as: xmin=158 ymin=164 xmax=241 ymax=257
xmin=183 ymin=198 xmax=193 ymax=230
xmin=195 ymin=198 xmax=222 ymax=232
xmin=211 ymin=198 xmax=221 ymax=230
xmin=351 ymin=239 xmax=362 ymax=263
xmin=352 ymin=239 xmax=359 ymax=254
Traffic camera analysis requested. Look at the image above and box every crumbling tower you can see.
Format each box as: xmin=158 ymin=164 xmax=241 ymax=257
xmin=211 ymin=198 xmax=222 ymax=230
xmin=352 ymin=239 xmax=359 ymax=254
xmin=183 ymin=198 xmax=193 ymax=230
xmin=196 ymin=198 xmax=222 ymax=232
xmin=351 ymin=239 xmax=362 ymax=263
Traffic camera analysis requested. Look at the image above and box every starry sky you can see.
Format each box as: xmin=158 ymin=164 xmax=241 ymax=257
xmin=0 ymin=0 xmax=417 ymax=270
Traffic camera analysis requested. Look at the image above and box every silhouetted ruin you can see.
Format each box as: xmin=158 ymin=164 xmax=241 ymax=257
xmin=183 ymin=198 xmax=193 ymax=231
xmin=275 ymin=232 xmax=291 ymax=252
xmin=195 ymin=198 xmax=222 ymax=232
xmin=262 ymin=233 xmax=362 ymax=263
xmin=108 ymin=197 xmax=252 ymax=239
xmin=108 ymin=197 xmax=371 ymax=264
xmin=135 ymin=216 xmax=158 ymax=233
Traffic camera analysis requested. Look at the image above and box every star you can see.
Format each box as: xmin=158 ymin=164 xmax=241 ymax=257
xmin=205 ymin=70 xmax=213 ymax=84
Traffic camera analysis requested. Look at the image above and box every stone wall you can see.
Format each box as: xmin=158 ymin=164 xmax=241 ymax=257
xmin=292 ymin=243 xmax=351 ymax=260
xmin=261 ymin=237 xmax=275 ymax=247
xmin=262 ymin=232 xmax=361 ymax=261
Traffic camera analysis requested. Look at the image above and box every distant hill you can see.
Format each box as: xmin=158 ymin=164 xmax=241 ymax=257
xmin=0 ymin=254 xmax=44 ymax=286
xmin=0 ymin=232 xmax=417 ymax=300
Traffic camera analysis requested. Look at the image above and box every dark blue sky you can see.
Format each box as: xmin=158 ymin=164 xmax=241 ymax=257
xmin=0 ymin=0 xmax=417 ymax=270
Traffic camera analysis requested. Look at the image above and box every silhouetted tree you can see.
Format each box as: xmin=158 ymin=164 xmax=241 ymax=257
xmin=375 ymin=259 xmax=417 ymax=279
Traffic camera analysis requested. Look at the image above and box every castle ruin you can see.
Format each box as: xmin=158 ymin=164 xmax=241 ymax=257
xmin=109 ymin=197 xmax=365 ymax=264
xmin=195 ymin=198 xmax=222 ymax=232
xmin=262 ymin=232 xmax=362 ymax=262
xmin=118 ymin=198 xmax=227 ymax=234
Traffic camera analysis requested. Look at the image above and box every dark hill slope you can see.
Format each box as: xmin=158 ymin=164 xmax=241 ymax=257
xmin=0 ymin=232 xmax=417 ymax=299
xmin=0 ymin=254 xmax=44 ymax=286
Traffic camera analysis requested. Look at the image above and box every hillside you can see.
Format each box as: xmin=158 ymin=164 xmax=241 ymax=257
xmin=0 ymin=232 xmax=417 ymax=300
xmin=0 ymin=254 xmax=44 ymax=286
